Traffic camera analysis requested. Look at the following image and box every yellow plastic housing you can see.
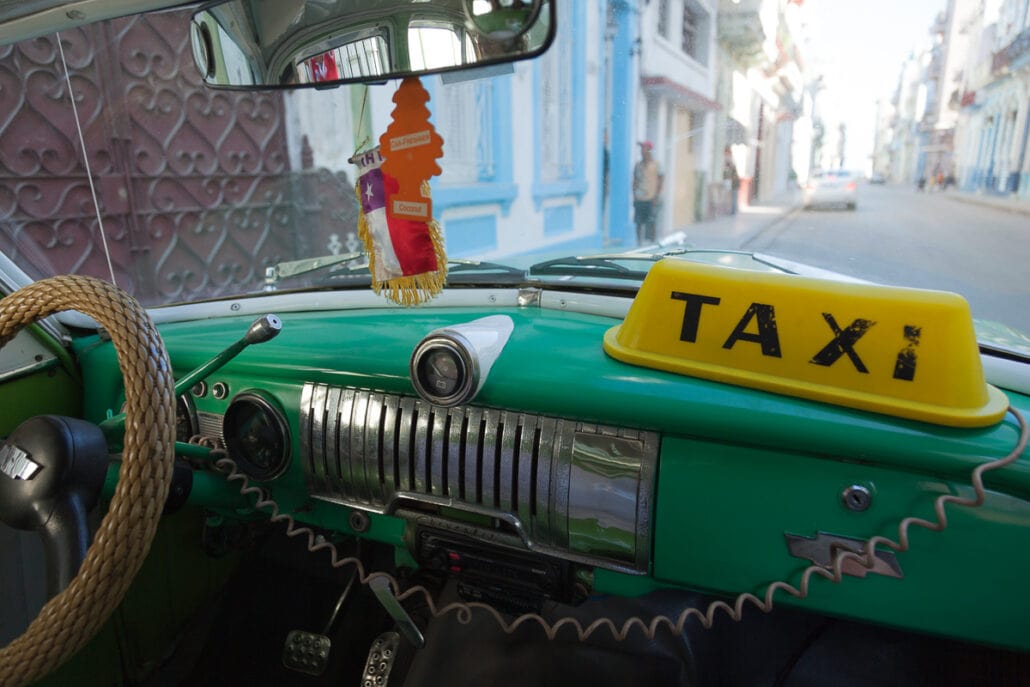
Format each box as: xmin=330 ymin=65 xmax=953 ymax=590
xmin=603 ymin=259 xmax=1008 ymax=428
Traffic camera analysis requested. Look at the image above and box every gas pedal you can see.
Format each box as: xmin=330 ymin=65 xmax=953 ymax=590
xmin=360 ymin=631 xmax=400 ymax=687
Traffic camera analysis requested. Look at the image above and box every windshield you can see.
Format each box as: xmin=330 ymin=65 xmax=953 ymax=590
xmin=0 ymin=2 xmax=1028 ymax=350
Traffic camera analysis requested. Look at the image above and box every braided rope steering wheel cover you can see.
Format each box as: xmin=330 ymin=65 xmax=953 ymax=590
xmin=0 ymin=276 xmax=174 ymax=687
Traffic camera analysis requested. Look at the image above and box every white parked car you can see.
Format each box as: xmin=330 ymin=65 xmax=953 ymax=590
xmin=803 ymin=169 xmax=858 ymax=210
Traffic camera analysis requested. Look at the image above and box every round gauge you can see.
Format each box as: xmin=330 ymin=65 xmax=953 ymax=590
xmin=222 ymin=392 xmax=290 ymax=480
xmin=410 ymin=336 xmax=478 ymax=407
xmin=421 ymin=347 xmax=461 ymax=396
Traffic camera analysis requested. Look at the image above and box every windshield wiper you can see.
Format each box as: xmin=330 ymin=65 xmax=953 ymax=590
xmin=529 ymin=248 xmax=691 ymax=281
xmin=265 ymin=253 xmax=525 ymax=289
xmin=445 ymin=258 xmax=526 ymax=283
xmin=265 ymin=251 xmax=365 ymax=287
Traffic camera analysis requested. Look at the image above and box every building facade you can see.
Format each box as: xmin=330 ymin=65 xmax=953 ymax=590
xmin=956 ymin=0 xmax=1030 ymax=196
xmin=714 ymin=0 xmax=807 ymax=212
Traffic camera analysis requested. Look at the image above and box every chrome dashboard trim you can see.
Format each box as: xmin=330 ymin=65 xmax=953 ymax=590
xmin=300 ymin=383 xmax=658 ymax=573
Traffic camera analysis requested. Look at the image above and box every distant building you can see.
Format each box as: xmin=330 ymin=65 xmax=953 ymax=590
xmin=714 ymin=0 xmax=807 ymax=212
xmin=917 ymin=1 xmax=975 ymax=182
xmin=889 ymin=52 xmax=929 ymax=184
xmin=956 ymin=0 xmax=1030 ymax=196
xmin=871 ymin=98 xmax=895 ymax=179
xmin=635 ymin=0 xmax=720 ymax=233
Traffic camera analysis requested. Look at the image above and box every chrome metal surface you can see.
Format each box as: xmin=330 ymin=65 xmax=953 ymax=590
xmin=196 ymin=412 xmax=224 ymax=442
xmin=841 ymin=484 xmax=873 ymax=512
xmin=300 ymin=383 xmax=658 ymax=572
xmin=361 ymin=632 xmax=401 ymax=686
xmin=0 ymin=444 xmax=39 ymax=481
xmin=785 ymin=532 xmax=903 ymax=579
xmin=517 ymin=287 xmax=542 ymax=307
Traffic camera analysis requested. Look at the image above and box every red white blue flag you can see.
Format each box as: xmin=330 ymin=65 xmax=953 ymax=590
xmin=350 ymin=146 xmax=446 ymax=304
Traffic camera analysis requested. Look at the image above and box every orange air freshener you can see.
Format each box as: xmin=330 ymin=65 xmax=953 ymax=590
xmin=380 ymin=77 xmax=444 ymax=221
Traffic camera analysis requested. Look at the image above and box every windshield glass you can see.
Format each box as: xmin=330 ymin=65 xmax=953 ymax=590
xmin=0 ymin=2 xmax=1028 ymax=350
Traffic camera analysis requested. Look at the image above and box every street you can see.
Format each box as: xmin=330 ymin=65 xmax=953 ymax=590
xmin=679 ymin=184 xmax=1030 ymax=338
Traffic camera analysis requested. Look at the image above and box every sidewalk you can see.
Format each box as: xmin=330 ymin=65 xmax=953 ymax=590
xmin=657 ymin=190 xmax=801 ymax=251
xmin=942 ymin=189 xmax=1030 ymax=217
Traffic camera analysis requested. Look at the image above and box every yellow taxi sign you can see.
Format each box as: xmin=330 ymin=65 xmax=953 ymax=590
xmin=603 ymin=259 xmax=1008 ymax=428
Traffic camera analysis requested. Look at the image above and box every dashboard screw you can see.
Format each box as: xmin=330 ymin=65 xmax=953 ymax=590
xmin=349 ymin=509 xmax=370 ymax=533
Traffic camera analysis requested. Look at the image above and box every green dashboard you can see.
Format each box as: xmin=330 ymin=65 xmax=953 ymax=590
xmin=71 ymin=304 xmax=1030 ymax=651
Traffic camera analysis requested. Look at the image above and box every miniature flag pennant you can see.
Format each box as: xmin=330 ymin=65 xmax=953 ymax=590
xmin=349 ymin=146 xmax=446 ymax=305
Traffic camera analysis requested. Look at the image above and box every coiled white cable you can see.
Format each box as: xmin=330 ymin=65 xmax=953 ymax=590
xmin=203 ymin=406 xmax=1028 ymax=641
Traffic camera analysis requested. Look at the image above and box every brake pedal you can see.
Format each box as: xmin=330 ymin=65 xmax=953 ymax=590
xmin=282 ymin=568 xmax=357 ymax=676
xmin=282 ymin=630 xmax=332 ymax=676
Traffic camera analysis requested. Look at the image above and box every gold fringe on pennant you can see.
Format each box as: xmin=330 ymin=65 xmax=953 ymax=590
xmin=354 ymin=181 xmax=448 ymax=306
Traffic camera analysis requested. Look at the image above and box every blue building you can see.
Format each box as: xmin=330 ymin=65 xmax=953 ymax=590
xmin=351 ymin=0 xmax=641 ymax=259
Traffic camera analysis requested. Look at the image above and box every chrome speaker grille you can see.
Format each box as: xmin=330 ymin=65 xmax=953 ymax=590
xmin=300 ymin=383 xmax=657 ymax=572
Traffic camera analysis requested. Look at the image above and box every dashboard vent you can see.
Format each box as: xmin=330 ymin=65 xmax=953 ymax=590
xmin=299 ymin=383 xmax=657 ymax=572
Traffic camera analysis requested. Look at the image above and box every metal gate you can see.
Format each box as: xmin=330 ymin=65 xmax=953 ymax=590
xmin=0 ymin=10 xmax=358 ymax=306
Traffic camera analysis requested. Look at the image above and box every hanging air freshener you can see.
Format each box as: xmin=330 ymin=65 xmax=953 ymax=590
xmin=380 ymin=77 xmax=444 ymax=221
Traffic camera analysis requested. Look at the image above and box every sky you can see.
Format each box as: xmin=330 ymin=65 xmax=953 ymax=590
xmin=801 ymin=0 xmax=947 ymax=170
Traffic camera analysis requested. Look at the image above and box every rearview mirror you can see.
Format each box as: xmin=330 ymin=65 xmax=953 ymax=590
xmin=190 ymin=0 xmax=554 ymax=89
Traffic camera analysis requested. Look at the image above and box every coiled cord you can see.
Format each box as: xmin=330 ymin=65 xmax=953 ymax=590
xmin=202 ymin=406 xmax=1027 ymax=642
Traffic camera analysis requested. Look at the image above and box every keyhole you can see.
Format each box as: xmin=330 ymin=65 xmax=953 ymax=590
xmin=841 ymin=485 xmax=872 ymax=512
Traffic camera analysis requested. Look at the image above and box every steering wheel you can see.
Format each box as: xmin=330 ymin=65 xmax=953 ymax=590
xmin=0 ymin=276 xmax=174 ymax=687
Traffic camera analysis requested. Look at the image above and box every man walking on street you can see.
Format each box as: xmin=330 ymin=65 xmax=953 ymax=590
xmin=633 ymin=141 xmax=663 ymax=245
xmin=723 ymin=146 xmax=741 ymax=215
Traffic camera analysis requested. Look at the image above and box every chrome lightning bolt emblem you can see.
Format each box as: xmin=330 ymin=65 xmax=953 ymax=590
xmin=785 ymin=532 xmax=903 ymax=579
xmin=0 ymin=443 xmax=41 ymax=481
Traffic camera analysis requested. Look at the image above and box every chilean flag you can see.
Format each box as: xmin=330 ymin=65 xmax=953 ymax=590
xmin=350 ymin=147 xmax=441 ymax=289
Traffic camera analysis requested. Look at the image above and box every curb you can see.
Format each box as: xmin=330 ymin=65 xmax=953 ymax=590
xmin=944 ymin=192 xmax=1030 ymax=218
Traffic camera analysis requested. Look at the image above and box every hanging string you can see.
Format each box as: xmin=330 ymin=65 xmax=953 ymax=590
xmin=353 ymin=84 xmax=373 ymax=153
xmin=56 ymin=32 xmax=118 ymax=287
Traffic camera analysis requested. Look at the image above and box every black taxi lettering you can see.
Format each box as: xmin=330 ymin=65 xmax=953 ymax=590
xmin=670 ymin=291 xmax=922 ymax=382
xmin=722 ymin=303 xmax=781 ymax=357
xmin=892 ymin=325 xmax=921 ymax=381
xmin=670 ymin=291 xmax=720 ymax=342
xmin=671 ymin=291 xmax=781 ymax=357
xmin=809 ymin=314 xmax=875 ymax=373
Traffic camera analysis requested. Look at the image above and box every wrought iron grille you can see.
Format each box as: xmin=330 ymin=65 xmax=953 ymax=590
xmin=0 ymin=11 xmax=358 ymax=306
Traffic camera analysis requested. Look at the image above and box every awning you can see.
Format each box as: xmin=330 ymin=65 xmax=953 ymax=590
xmin=641 ymin=76 xmax=721 ymax=112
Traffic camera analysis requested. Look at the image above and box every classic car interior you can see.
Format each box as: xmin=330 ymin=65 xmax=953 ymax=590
xmin=1 ymin=1 xmax=1030 ymax=686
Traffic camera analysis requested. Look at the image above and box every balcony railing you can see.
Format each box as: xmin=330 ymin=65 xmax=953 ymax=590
xmin=717 ymin=0 xmax=765 ymax=56
xmin=993 ymin=26 xmax=1030 ymax=73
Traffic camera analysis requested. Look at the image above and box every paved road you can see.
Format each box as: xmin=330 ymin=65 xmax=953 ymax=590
xmin=683 ymin=184 xmax=1030 ymax=337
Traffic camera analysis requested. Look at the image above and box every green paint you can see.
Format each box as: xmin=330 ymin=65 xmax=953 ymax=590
xmin=72 ymin=306 xmax=1030 ymax=651
xmin=654 ymin=436 xmax=1030 ymax=650
xmin=139 ymin=308 xmax=1030 ymax=496
xmin=0 ymin=367 xmax=81 ymax=435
